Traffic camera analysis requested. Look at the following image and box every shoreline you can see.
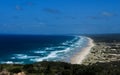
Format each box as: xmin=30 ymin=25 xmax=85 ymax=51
xmin=70 ymin=37 xmax=95 ymax=64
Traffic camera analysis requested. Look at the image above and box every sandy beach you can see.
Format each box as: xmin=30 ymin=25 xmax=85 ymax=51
xmin=71 ymin=37 xmax=95 ymax=64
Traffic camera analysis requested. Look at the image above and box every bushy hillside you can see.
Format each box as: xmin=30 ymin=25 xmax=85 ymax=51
xmin=1 ymin=61 xmax=120 ymax=75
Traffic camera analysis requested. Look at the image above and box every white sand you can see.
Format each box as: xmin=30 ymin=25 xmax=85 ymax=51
xmin=71 ymin=37 xmax=95 ymax=64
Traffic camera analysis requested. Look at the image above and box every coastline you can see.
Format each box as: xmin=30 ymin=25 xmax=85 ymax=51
xmin=70 ymin=37 xmax=95 ymax=64
xmin=1 ymin=34 xmax=120 ymax=75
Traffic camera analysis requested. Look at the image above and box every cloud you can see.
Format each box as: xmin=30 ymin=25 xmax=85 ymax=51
xmin=34 ymin=18 xmax=41 ymax=22
xmin=42 ymin=8 xmax=62 ymax=14
xmin=27 ymin=2 xmax=34 ymax=6
xmin=87 ymin=16 xmax=101 ymax=20
xmin=88 ymin=11 xmax=118 ymax=20
xmin=101 ymin=11 xmax=117 ymax=17
xmin=12 ymin=16 xmax=19 ymax=19
xmin=64 ymin=16 xmax=77 ymax=19
xmin=15 ymin=5 xmax=23 ymax=10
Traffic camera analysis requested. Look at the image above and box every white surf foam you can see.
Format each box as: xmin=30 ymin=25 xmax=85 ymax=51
xmin=11 ymin=54 xmax=39 ymax=59
xmin=34 ymin=51 xmax=46 ymax=54
xmin=30 ymin=36 xmax=87 ymax=62
xmin=30 ymin=47 xmax=71 ymax=62
xmin=1 ymin=61 xmax=24 ymax=64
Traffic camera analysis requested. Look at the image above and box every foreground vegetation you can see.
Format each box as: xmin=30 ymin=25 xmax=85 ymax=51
xmin=1 ymin=61 xmax=120 ymax=75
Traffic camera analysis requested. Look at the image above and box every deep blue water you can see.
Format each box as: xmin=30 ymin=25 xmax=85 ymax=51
xmin=0 ymin=35 xmax=88 ymax=64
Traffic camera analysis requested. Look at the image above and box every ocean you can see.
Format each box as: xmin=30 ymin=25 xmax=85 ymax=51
xmin=0 ymin=35 xmax=88 ymax=64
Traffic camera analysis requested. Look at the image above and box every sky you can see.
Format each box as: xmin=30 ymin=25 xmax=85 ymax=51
xmin=0 ymin=0 xmax=120 ymax=34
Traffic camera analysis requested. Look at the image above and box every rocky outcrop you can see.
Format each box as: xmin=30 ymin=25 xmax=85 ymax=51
xmin=13 ymin=72 xmax=26 ymax=75
xmin=0 ymin=69 xmax=10 ymax=75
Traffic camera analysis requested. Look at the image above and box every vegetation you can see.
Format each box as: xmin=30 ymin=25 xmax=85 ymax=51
xmin=1 ymin=61 xmax=120 ymax=75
